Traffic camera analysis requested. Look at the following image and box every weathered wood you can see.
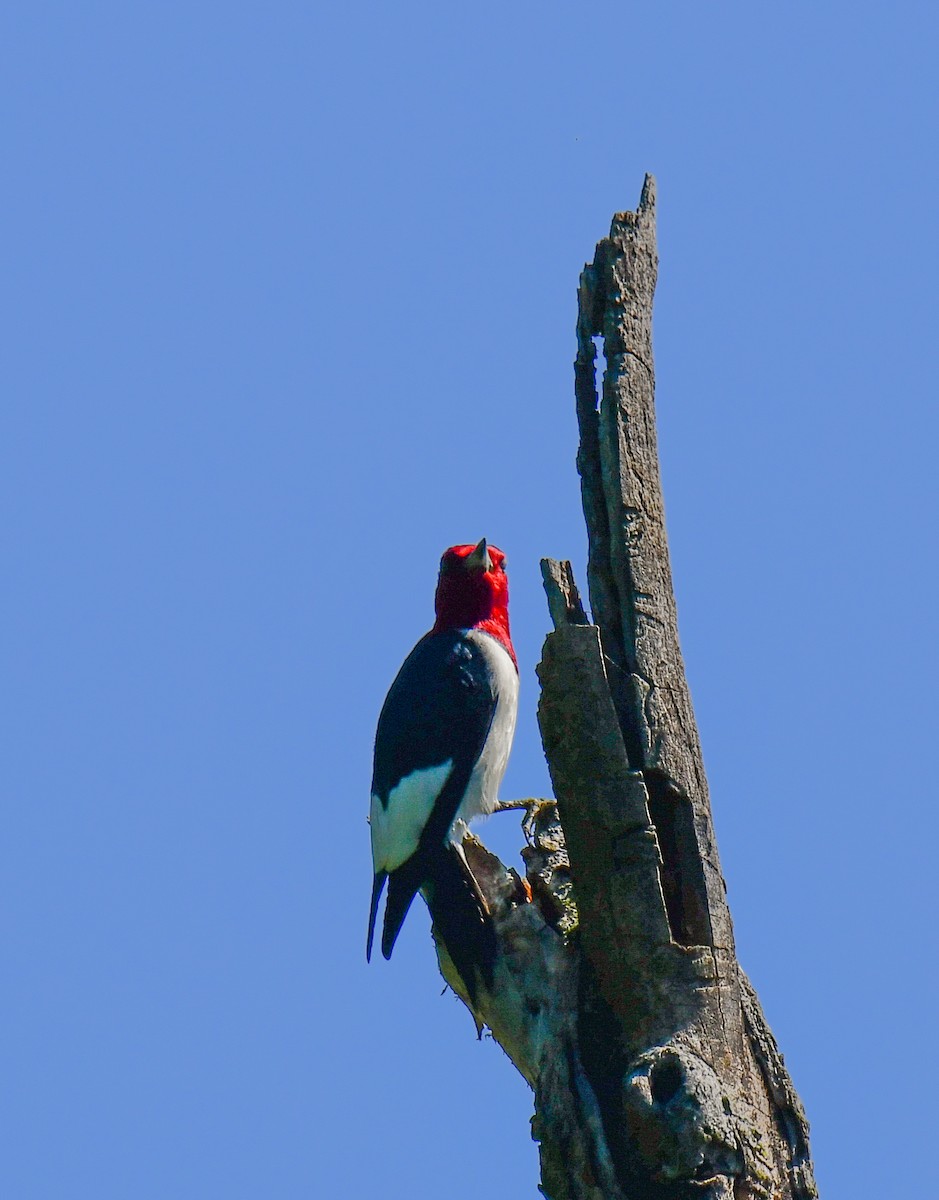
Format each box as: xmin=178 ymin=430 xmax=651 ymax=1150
xmin=578 ymin=175 xmax=733 ymax=955
xmin=426 ymin=178 xmax=815 ymax=1200
xmin=432 ymin=828 xmax=623 ymax=1200
xmin=541 ymin=558 xmax=589 ymax=629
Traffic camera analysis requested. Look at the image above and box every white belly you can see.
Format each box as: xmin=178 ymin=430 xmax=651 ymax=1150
xmin=449 ymin=629 xmax=519 ymax=841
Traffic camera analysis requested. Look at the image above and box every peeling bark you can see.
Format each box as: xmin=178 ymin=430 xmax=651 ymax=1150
xmin=429 ymin=177 xmax=816 ymax=1200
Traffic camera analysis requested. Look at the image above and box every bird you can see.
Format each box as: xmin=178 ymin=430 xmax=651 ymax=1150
xmin=367 ymin=539 xmax=519 ymax=994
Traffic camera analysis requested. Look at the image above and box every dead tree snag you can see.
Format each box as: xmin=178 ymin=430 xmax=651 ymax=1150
xmin=431 ymin=177 xmax=816 ymax=1200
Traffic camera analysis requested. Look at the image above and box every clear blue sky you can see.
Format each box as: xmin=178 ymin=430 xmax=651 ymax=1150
xmin=4 ymin=3 xmax=937 ymax=1197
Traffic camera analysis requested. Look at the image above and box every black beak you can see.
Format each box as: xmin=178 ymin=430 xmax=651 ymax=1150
xmin=464 ymin=538 xmax=493 ymax=572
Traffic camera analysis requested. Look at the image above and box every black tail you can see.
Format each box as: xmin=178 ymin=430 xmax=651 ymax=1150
xmin=381 ymin=852 xmax=427 ymax=961
xmin=423 ymin=844 xmax=497 ymax=1004
xmin=373 ymin=843 xmax=496 ymax=1003
xmin=366 ymin=870 xmax=387 ymax=962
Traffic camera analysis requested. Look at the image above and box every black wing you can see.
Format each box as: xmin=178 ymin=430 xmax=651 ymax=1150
xmin=368 ymin=629 xmax=499 ymax=961
xmin=371 ymin=628 xmax=498 ymax=836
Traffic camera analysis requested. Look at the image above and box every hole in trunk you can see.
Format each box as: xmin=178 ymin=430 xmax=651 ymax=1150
xmin=592 ymin=334 xmax=607 ymax=408
xmin=644 ymin=769 xmax=713 ymax=947
xmin=649 ymin=1054 xmax=684 ymax=1105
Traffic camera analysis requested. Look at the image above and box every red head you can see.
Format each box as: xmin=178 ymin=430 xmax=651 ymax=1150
xmin=432 ymin=539 xmax=515 ymax=666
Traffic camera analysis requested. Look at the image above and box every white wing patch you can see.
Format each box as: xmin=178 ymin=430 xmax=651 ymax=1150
xmin=370 ymin=760 xmax=454 ymax=874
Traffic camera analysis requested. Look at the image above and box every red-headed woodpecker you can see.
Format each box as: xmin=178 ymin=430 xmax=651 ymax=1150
xmin=367 ymin=539 xmax=518 ymax=985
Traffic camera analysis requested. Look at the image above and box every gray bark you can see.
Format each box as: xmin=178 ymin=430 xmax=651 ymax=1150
xmin=432 ymin=177 xmax=816 ymax=1200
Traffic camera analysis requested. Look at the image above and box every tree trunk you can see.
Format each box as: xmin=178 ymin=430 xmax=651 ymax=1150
xmin=432 ymin=176 xmax=816 ymax=1200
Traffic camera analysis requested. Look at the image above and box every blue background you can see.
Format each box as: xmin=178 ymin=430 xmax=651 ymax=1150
xmin=4 ymin=3 xmax=937 ymax=1196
